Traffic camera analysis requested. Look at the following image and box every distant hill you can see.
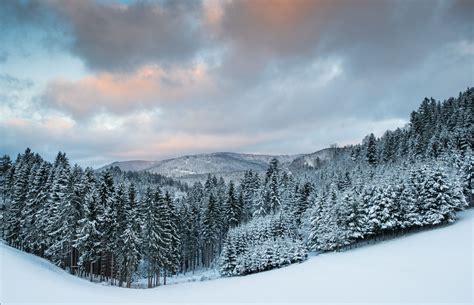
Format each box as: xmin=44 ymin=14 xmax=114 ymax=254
xmin=97 ymin=160 xmax=160 ymax=172
xmin=97 ymin=152 xmax=301 ymax=180
xmin=97 ymin=149 xmax=347 ymax=182
xmin=289 ymin=147 xmax=341 ymax=170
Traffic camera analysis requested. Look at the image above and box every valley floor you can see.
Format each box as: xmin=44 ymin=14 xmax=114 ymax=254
xmin=1 ymin=210 xmax=473 ymax=305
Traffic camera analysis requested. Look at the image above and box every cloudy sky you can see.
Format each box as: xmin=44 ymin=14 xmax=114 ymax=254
xmin=0 ymin=0 xmax=472 ymax=167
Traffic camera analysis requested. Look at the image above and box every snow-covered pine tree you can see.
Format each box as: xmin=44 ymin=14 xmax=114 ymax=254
xmin=22 ymin=161 xmax=51 ymax=255
xmin=97 ymin=170 xmax=115 ymax=281
xmin=308 ymin=191 xmax=325 ymax=251
xmin=366 ymin=133 xmax=378 ymax=166
xmin=47 ymin=164 xmax=83 ymax=271
xmin=141 ymin=187 xmax=158 ymax=287
xmin=220 ymin=234 xmax=237 ymax=276
xmin=121 ymin=183 xmax=141 ymax=288
xmin=421 ymin=167 xmax=458 ymax=225
xmin=20 ymin=162 xmax=40 ymax=251
xmin=0 ymin=155 xmax=13 ymax=240
xmin=399 ymin=179 xmax=421 ymax=229
xmin=252 ymin=187 xmax=267 ymax=218
xmin=163 ymin=192 xmax=180 ymax=285
xmin=45 ymin=164 xmax=72 ymax=266
xmin=75 ymin=188 xmax=102 ymax=281
xmin=202 ymin=193 xmax=219 ymax=267
xmin=226 ymin=180 xmax=241 ymax=228
xmin=340 ymin=188 xmax=365 ymax=244
xmin=6 ymin=151 xmax=33 ymax=248
xmin=294 ymin=182 xmax=312 ymax=225
xmin=112 ymin=183 xmax=128 ymax=286
xmin=460 ymin=153 xmax=473 ymax=206
xmin=378 ymin=185 xmax=398 ymax=234
xmin=267 ymin=165 xmax=281 ymax=214
xmin=0 ymin=155 xmax=12 ymax=205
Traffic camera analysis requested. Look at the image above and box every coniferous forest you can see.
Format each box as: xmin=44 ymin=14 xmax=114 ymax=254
xmin=1 ymin=88 xmax=472 ymax=287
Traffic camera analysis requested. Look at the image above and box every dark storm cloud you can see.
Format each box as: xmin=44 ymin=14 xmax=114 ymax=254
xmin=50 ymin=0 xmax=205 ymax=71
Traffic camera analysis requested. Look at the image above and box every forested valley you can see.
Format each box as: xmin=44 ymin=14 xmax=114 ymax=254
xmin=1 ymin=88 xmax=472 ymax=288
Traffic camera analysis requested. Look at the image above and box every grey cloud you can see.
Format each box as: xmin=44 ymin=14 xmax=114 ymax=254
xmin=0 ymin=0 xmax=53 ymax=25
xmin=50 ymin=0 xmax=205 ymax=71
xmin=2 ymin=0 xmax=473 ymax=166
xmin=0 ymin=0 xmax=69 ymax=56
xmin=157 ymin=41 xmax=472 ymax=140
xmin=215 ymin=0 xmax=473 ymax=83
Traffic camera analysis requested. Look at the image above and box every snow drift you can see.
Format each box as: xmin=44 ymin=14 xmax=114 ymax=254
xmin=1 ymin=210 xmax=473 ymax=305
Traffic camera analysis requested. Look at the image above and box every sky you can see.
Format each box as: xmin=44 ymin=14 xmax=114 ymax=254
xmin=0 ymin=0 xmax=472 ymax=168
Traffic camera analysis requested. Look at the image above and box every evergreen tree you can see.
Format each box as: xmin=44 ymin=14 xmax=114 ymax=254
xmin=22 ymin=161 xmax=51 ymax=254
xmin=75 ymin=188 xmax=102 ymax=281
xmin=253 ymin=187 xmax=267 ymax=218
xmin=121 ymin=184 xmax=141 ymax=288
xmin=202 ymin=194 xmax=219 ymax=267
xmin=97 ymin=170 xmax=115 ymax=280
xmin=6 ymin=152 xmax=32 ymax=248
xmin=112 ymin=184 xmax=128 ymax=286
xmin=141 ymin=187 xmax=158 ymax=287
xmin=421 ymin=168 xmax=459 ymax=225
xmin=226 ymin=181 xmax=241 ymax=228
xmin=220 ymin=235 xmax=237 ymax=276
xmin=45 ymin=164 xmax=71 ymax=263
xmin=163 ymin=192 xmax=180 ymax=284
xmin=366 ymin=133 xmax=378 ymax=166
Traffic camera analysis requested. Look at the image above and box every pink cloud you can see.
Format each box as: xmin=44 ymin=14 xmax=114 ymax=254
xmin=108 ymin=132 xmax=270 ymax=160
xmin=2 ymin=115 xmax=74 ymax=132
xmin=2 ymin=118 xmax=30 ymax=128
xmin=43 ymin=63 xmax=213 ymax=118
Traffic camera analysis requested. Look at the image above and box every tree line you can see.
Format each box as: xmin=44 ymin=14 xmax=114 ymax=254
xmin=1 ymin=151 xmax=179 ymax=287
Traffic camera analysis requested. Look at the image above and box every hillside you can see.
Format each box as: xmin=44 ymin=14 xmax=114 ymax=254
xmin=98 ymin=152 xmax=301 ymax=178
xmin=289 ymin=147 xmax=341 ymax=170
xmin=1 ymin=210 xmax=472 ymax=305
xmin=97 ymin=160 xmax=161 ymax=172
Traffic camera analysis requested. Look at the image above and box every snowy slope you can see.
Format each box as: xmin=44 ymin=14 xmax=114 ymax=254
xmin=289 ymin=147 xmax=340 ymax=170
xmin=97 ymin=160 xmax=161 ymax=172
xmin=98 ymin=152 xmax=300 ymax=179
xmin=1 ymin=210 xmax=473 ymax=305
xmin=144 ymin=152 xmax=301 ymax=178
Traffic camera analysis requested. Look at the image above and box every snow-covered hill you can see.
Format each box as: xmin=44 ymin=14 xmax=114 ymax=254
xmin=98 ymin=152 xmax=300 ymax=178
xmin=289 ymin=147 xmax=340 ymax=170
xmin=2 ymin=210 xmax=472 ymax=305
xmin=97 ymin=160 xmax=161 ymax=172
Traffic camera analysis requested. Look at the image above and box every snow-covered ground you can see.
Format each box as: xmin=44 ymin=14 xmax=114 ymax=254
xmin=1 ymin=210 xmax=473 ymax=305
xmin=134 ymin=268 xmax=220 ymax=288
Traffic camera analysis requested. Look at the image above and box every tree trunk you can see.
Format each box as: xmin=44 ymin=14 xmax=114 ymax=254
xmin=147 ymin=259 xmax=152 ymax=288
xmin=110 ymin=253 xmax=114 ymax=286
xmin=69 ymin=247 xmax=74 ymax=275
xmin=155 ymin=262 xmax=159 ymax=287
xmin=119 ymin=270 xmax=123 ymax=288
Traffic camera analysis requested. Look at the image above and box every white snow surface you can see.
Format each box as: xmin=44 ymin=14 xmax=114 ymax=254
xmin=1 ymin=210 xmax=473 ymax=305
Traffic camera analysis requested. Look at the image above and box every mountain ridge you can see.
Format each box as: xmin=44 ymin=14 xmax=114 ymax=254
xmin=97 ymin=151 xmax=309 ymax=179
